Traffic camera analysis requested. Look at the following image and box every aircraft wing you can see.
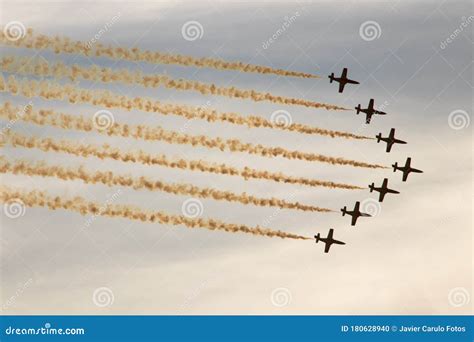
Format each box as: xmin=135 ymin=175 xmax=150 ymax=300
xmin=379 ymin=192 xmax=386 ymax=202
xmin=402 ymin=171 xmax=409 ymax=182
xmin=365 ymin=113 xmax=372 ymax=124
xmin=389 ymin=128 xmax=395 ymax=138
xmin=354 ymin=202 xmax=360 ymax=211
xmin=327 ymin=228 xmax=334 ymax=240
xmin=338 ymin=82 xmax=345 ymax=93
xmin=341 ymin=68 xmax=347 ymax=79
xmin=386 ymin=141 xmax=393 ymax=152
xmin=324 ymin=242 xmax=332 ymax=253
xmin=351 ymin=215 xmax=358 ymax=226
xmin=382 ymin=178 xmax=388 ymax=188
xmin=368 ymin=98 xmax=374 ymax=110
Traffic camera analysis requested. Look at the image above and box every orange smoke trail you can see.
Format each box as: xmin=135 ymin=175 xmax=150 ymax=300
xmin=1 ymin=56 xmax=353 ymax=112
xmin=0 ymin=131 xmax=364 ymax=190
xmin=0 ymin=157 xmax=334 ymax=213
xmin=0 ymin=100 xmax=383 ymax=169
xmin=0 ymin=72 xmax=361 ymax=141
xmin=0 ymin=186 xmax=311 ymax=240
xmin=0 ymin=28 xmax=318 ymax=79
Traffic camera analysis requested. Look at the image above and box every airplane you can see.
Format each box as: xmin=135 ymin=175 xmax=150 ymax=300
xmin=328 ymin=67 xmax=359 ymax=93
xmin=341 ymin=201 xmax=371 ymax=226
xmin=369 ymin=178 xmax=400 ymax=202
xmin=376 ymin=128 xmax=407 ymax=153
xmin=355 ymin=99 xmax=386 ymax=124
xmin=392 ymin=157 xmax=423 ymax=182
xmin=314 ymin=228 xmax=345 ymax=253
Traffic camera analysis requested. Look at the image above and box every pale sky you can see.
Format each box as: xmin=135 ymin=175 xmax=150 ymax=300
xmin=0 ymin=0 xmax=472 ymax=314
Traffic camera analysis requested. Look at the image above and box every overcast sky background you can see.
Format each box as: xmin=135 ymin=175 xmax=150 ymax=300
xmin=0 ymin=0 xmax=472 ymax=314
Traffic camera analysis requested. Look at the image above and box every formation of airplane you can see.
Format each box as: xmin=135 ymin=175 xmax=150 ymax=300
xmin=315 ymin=69 xmax=423 ymax=253
xmin=376 ymin=128 xmax=407 ymax=153
xmin=369 ymin=178 xmax=399 ymax=202
xmin=355 ymin=98 xmax=386 ymax=124
xmin=314 ymin=229 xmax=345 ymax=253
xmin=393 ymin=157 xmax=423 ymax=182
xmin=341 ymin=201 xmax=371 ymax=226
xmin=328 ymin=68 xmax=359 ymax=93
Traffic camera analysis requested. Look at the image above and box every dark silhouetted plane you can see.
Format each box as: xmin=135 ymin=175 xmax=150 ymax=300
xmin=328 ymin=68 xmax=359 ymax=93
xmin=314 ymin=228 xmax=345 ymax=253
xmin=355 ymin=99 xmax=386 ymax=124
xmin=341 ymin=201 xmax=371 ymax=226
xmin=376 ymin=128 xmax=407 ymax=153
xmin=392 ymin=157 xmax=423 ymax=182
xmin=369 ymin=178 xmax=400 ymax=202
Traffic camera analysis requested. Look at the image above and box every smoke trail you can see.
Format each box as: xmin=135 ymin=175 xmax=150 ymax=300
xmin=0 ymin=72 xmax=362 ymax=142
xmin=0 ymin=131 xmax=364 ymax=190
xmin=0 ymin=99 xmax=383 ymax=169
xmin=1 ymin=56 xmax=352 ymax=112
xmin=0 ymin=157 xmax=334 ymax=213
xmin=0 ymin=186 xmax=311 ymax=240
xmin=0 ymin=28 xmax=318 ymax=79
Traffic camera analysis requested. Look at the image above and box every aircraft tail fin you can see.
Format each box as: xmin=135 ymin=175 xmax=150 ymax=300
xmin=376 ymin=133 xmax=382 ymax=143
xmin=328 ymin=73 xmax=334 ymax=83
xmin=369 ymin=183 xmax=374 ymax=192
xmin=392 ymin=163 xmax=398 ymax=172
xmin=340 ymin=206 xmax=347 ymax=216
xmin=355 ymin=104 xmax=361 ymax=114
xmin=314 ymin=233 xmax=320 ymax=243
